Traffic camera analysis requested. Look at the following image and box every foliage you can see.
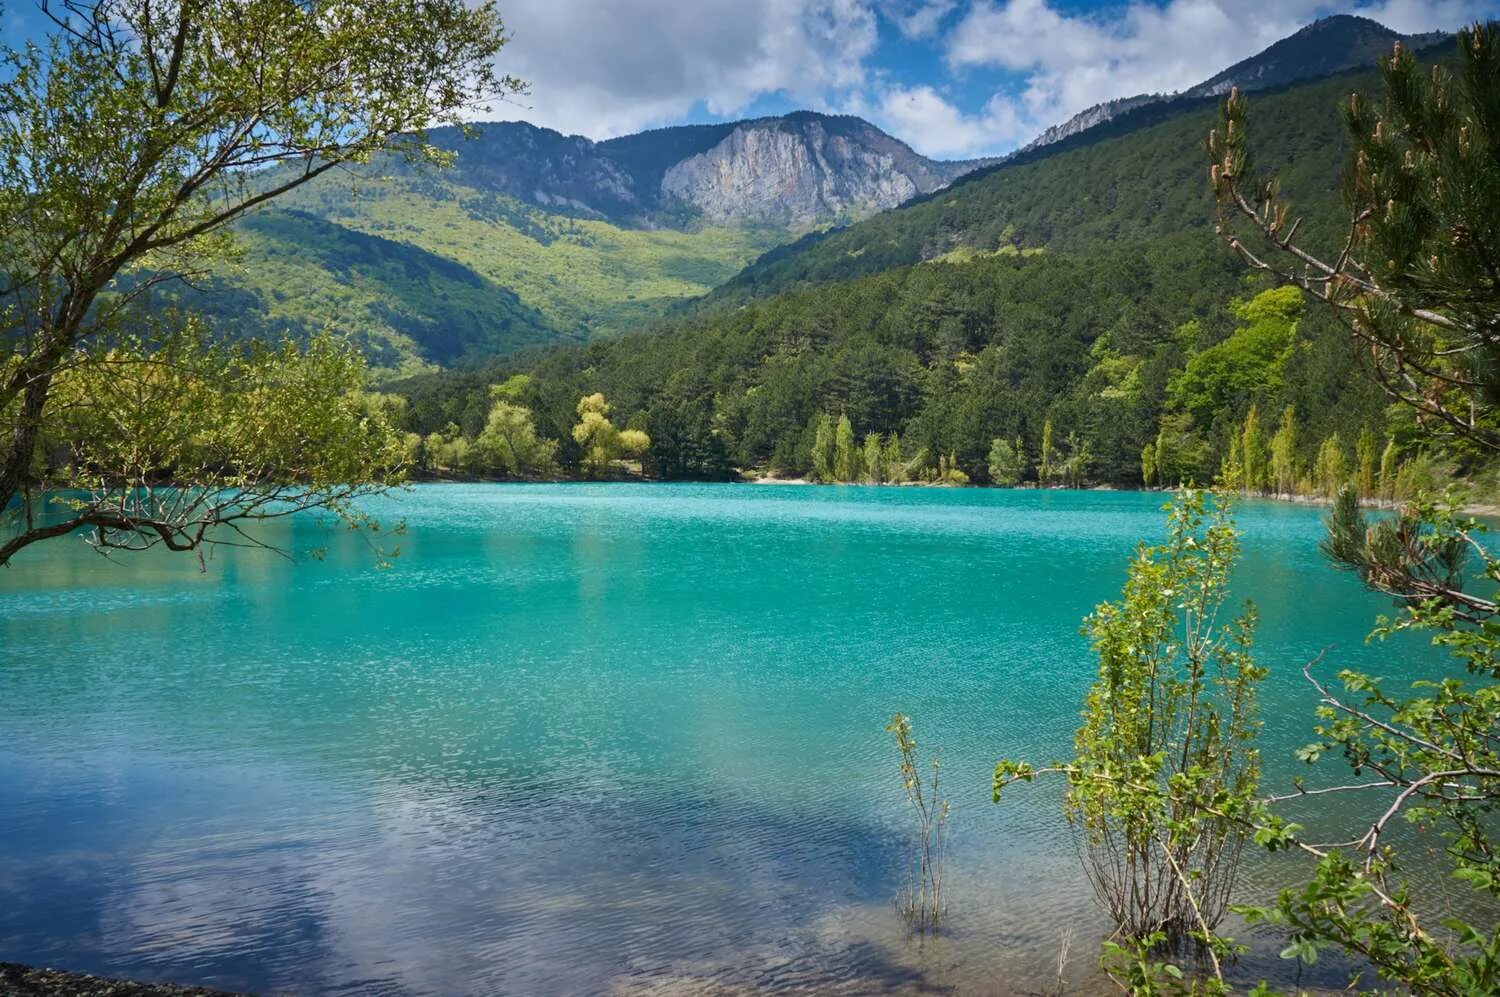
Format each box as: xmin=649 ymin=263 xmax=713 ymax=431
xmin=4 ymin=321 xmax=405 ymax=565
xmin=389 ymin=56 xmax=1428 ymax=488
xmin=1186 ymin=26 xmax=1500 ymax=994
xmin=994 ymin=491 xmax=1264 ymax=989
xmin=1210 ymin=23 xmax=1500 ymax=455
xmin=887 ymin=713 xmax=949 ymax=933
xmin=571 ymin=393 xmax=649 ymax=478
xmin=1166 ymin=287 xmax=1302 ymax=427
xmin=988 ymin=436 xmax=1026 ymax=487
xmin=473 ymin=399 xmax=558 ymax=478
xmin=0 ymin=0 xmax=513 ymax=564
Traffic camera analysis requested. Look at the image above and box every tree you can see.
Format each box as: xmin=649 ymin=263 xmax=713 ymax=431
xmin=642 ymin=395 xmax=733 ymax=481
xmin=1378 ymin=436 xmax=1400 ymax=499
xmin=13 ymin=323 xmax=406 ymax=564
xmin=1241 ymin=404 xmax=1266 ymax=494
xmin=1 ymin=0 xmax=516 ymax=565
xmin=1062 ymin=431 xmax=1092 ymax=488
xmin=883 ymin=433 xmax=906 ymax=484
xmin=1167 ymin=287 xmax=1301 ymax=427
xmin=1201 ymin=28 xmax=1500 ymax=992
xmin=1355 ymin=425 xmax=1379 ymax=497
xmin=988 ymin=437 xmax=1025 ymax=487
xmin=996 ymin=492 xmax=1263 ymax=989
xmin=1219 ymin=429 xmax=1243 ymax=491
xmin=571 ymin=393 xmax=649 ymax=478
xmin=474 ymin=400 xmax=558 ymax=478
xmin=833 ymin=413 xmax=859 ymax=482
xmin=1269 ymin=405 xmax=1299 ymax=496
xmin=1038 ymin=417 xmax=1056 ymax=485
xmin=1312 ymin=432 xmax=1349 ymax=497
xmin=1209 ymin=24 xmax=1500 ymax=452
xmin=1153 ymin=412 xmax=1209 ymax=487
xmin=1140 ymin=441 xmax=1157 ymax=488
xmin=811 ymin=413 xmax=836 ymax=482
xmin=863 ymin=432 xmax=885 ymax=484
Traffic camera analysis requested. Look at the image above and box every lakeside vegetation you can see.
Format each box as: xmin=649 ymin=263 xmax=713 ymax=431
xmin=4 ymin=4 xmax=1500 ymax=996
xmin=385 ymin=49 xmax=1487 ymax=499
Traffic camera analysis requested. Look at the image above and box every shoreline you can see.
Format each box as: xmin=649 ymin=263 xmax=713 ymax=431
xmin=399 ymin=474 xmax=1497 ymax=515
xmin=0 ymin=963 xmax=241 ymax=996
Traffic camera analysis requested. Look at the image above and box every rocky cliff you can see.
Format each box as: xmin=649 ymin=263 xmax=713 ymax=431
xmin=659 ymin=113 xmax=974 ymax=225
xmin=409 ymin=112 xmax=988 ymax=228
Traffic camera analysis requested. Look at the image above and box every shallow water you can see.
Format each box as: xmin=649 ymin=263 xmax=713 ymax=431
xmin=0 ymin=485 xmax=1471 ymax=993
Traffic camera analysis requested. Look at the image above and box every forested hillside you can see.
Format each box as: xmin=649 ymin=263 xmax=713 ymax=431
xmin=388 ymin=52 xmax=1459 ymax=491
xmin=703 ymin=66 xmax=1375 ymax=307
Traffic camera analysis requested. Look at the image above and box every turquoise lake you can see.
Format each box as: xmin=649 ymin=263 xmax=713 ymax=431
xmin=0 ymin=485 xmax=1467 ymax=993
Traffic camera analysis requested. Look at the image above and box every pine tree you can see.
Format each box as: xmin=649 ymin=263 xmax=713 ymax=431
xmin=1210 ymin=24 xmax=1500 ymax=451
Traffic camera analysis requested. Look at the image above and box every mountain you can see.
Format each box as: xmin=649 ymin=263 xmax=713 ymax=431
xmin=1023 ymin=15 xmax=1447 ymax=153
xmin=181 ymin=112 xmax=993 ymax=375
xmin=390 ymin=23 xmax=1467 ymax=489
xmin=1021 ymin=94 xmax=1163 ymax=153
xmin=402 ymin=111 xmax=990 ymax=227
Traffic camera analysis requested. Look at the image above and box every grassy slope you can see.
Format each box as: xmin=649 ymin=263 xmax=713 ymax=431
xmin=182 ymin=167 xmax=793 ymax=375
xmin=270 ymin=175 xmax=788 ymax=352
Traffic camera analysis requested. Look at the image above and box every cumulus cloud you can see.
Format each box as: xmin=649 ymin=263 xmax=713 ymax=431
xmin=488 ymin=0 xmax=879 ymax=138
xmin=942 ymin=0 xmax=1494 ymax=154
xmin=884 ymin=0 xmax=958 ymax=38
xmin=479 ymin=0 xmax=1497 ymax=158
xmin=877 ymin=85 xmax=1032 ymax=155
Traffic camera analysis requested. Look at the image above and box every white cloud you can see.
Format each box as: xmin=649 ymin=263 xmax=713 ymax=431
xmin=885 ymin=0 xmax=958 ymax=39
xmin=876 ymin=85 xmax=1032 ymax=156
xmin=486 ymin=0 xmax=880 ymax=138
xmin=476 ymin=0 xmax=1498 ymax=158
xmin=943 ymin=1 xmax=1495 ymax=153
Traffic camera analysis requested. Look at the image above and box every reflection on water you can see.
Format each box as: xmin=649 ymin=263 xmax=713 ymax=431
xmin=0 ymin=485 xmax=1483 ymax=993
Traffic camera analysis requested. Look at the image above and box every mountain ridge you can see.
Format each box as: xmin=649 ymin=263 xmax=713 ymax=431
xmin=1022 ymin=14 xmax=1449 ymax=153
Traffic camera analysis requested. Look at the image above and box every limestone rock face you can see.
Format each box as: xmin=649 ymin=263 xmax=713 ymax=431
xmin=661 ymin=117 xmax=942 ymax=225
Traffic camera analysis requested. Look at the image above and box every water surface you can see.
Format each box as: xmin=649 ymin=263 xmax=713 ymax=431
xmin=0 ymin=485 xmax=1461 ymax=993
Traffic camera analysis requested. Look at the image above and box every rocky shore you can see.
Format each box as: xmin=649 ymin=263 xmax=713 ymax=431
xmin=0 ymin=964 xmax=241 ymax=996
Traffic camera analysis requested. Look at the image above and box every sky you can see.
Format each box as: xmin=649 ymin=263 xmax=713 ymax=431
xmin=4 ymin=1 xmax=1498 ymax=158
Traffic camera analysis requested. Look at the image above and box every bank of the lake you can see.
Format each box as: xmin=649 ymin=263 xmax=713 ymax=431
xmin=0 ymin=484 xmax=1483 ymax=993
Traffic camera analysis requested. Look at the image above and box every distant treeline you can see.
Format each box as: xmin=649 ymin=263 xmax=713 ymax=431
xmin=386 ymin=237 xmax=1475 ymax=494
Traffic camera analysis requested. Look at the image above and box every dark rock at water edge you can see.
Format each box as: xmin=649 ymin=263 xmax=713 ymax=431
xmin=0 ymin=963 xmax=245 ymax=997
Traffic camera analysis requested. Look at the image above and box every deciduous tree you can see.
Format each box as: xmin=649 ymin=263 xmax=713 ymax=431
xmin=1 ymin=0 xmax=517 ymax=565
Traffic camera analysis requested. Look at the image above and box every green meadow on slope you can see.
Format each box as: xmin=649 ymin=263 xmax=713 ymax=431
xmin=176 ymin=183 xmax=791 ymax=376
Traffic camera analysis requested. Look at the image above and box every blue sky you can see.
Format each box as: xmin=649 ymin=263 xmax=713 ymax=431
xmin=6 ymin=1 xmax=1498 ymax=157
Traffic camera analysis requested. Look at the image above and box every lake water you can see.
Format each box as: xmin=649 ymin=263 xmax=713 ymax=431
xmin=0 ymin=485 xmax=1469 ymax=993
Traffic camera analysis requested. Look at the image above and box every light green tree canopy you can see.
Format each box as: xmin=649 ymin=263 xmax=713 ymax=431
xmin=1167 ymin=286 xmax=1302 ymax=426
xmin=571 ymin=392 xmax=649 ymax=477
